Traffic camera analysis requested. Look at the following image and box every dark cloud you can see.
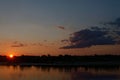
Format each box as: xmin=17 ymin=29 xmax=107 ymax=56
xmin=61 ymin=39 xmax=69 ymax=43
xmin=104 ymin=18 xmax=120 ymax=27
xmin=116 ymin=31 xmax=120 ymax=35
xmin=61 ymin=18 xmax=120 ymax=49
xmin=11 ymin=41 xmax=26 ymax=47
xmin=57 ymin=26 xmax=65 ymax=30
xmin=90 ymin=26 xmax=102 ymax=31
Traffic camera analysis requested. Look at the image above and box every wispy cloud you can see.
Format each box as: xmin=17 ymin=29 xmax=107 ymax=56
xmin=11 ymin=41 xmax=26 ymax=47
xmin=31 ymin=43 xmax=43 ymax=46
xmin=61 ymin=39 xmax=69 ymax=44
xmin=11 ymin=41 xmax=45 ymax=48
xmin=57 ymin=26 xmax=65 ymax=30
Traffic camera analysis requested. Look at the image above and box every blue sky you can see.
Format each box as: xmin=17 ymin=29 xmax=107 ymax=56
xmin=0 ymin=0 xmax=120 ymax=55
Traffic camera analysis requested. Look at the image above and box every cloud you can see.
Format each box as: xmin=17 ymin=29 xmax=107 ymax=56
xmin=104 ymin=17 xmax=120 ymax=27
xmin=44 ymin=40 xmax=47 ymax=42
xmin=61 ymin=39 xmax=69 ymax=44
xmin=11 ymin=41 xmax=26 ymax=47
xmin=61 ymin=39 xmax=69 ymax=43
xmin=31 ymin=43 xmax=43 ymax=46
xmin=90 ymin=26 xmax=102 ymax=31
xmin=11 ymin=41 xmax=44 ymax=47
xmin=57 ymin=26 xmax=65 ymax=30
xmin=61 ymin=18 xmax=120 ymax=49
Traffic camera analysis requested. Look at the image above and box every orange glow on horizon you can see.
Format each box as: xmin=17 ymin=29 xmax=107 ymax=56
xmin=9 ymin=54 xmax=14 ymax=58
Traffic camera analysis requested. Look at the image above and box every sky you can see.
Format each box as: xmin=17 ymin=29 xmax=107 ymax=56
xmin=0 ymin=0 xmax=120 ymax=56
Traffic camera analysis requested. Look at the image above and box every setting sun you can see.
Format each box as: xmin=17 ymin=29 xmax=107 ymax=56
xmin=9 ymin=54 xmax=14 ymax=58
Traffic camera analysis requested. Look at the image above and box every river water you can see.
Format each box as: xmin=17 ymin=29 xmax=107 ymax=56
xmin=0 ymin=65 xmax=120 ymax=80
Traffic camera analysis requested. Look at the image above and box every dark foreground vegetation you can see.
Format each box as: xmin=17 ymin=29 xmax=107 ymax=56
xmin=0 ymin=55 xmax=120 ymax=66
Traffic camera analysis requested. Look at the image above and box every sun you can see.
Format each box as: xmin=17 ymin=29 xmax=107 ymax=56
xmin=9 ymin=54 xmax=14 ymax=58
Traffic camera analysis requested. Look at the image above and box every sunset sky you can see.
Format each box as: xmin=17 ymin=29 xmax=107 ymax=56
xmin=0 ymin=0 xmax=120 ymax=56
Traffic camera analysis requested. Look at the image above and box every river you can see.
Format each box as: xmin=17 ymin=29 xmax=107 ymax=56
xmin=0 ymin=65 xmax=120 ymax=80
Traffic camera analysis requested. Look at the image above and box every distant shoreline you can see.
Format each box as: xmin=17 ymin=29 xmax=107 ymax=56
xmin=0 ymin=55 xmax=120 ymax=67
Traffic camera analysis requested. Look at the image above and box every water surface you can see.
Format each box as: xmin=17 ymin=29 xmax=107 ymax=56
xmin=0 ymin=65 xmax=120 ymax=80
